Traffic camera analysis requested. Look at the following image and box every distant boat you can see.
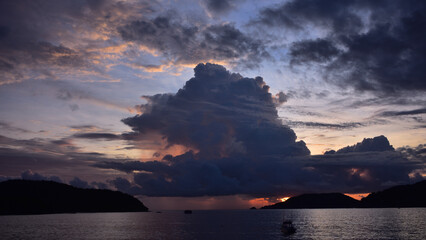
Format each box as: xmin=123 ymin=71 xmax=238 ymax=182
xmin=281 ymin=220 xmax=296 ymax=235
xmin=184 ymin=210 xmax=192 ymax=214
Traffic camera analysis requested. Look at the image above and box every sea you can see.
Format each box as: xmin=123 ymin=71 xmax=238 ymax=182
xmin=1 ymin=208 xmax=425 ymax=239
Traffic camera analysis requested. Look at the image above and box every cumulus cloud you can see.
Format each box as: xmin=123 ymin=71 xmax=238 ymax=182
xmin=257 ymin=0 xmax=426 ymax=94
xmin=326 ymin=135 xmax=395 ymax=154
xmin=122 ymin=63 xmax=308 ymax=159
xmin=312 ymin=138 xmax=425 ymax=192
xmin=273 ymin=92 xmax=288 ymax=105
xmin=94 ymin=64 xmax=425 ymax=197
xmin=95 ymin=63 xmax=310 ymax=196
xmin=308 ymin=150 xmax=424 ymax=193
xmin=98 ymin=140 xmax=425 ymax=196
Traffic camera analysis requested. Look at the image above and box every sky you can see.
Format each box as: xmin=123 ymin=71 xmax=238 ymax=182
xmin=0 ymin=0 xmax=425 ymax=210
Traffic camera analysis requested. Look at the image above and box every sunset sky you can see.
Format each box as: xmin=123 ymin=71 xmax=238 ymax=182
xmin=0 ymin=0 xmax=425 ymax=210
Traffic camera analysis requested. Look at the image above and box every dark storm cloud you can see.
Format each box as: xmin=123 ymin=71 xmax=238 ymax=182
xmin=326 ymin=19 xmax=426 ymax=93
xmin=308 ymin=150 xmax=424 ymax=193
xmin=96 ymin=153 xmax=320 ymax=197
xmin=257 ymin=0 xmax=426 ymax=94
xmin=95 ymin=63 xmax=310 ymax=196
xmin=308 ymin=136 xmax=424 ymax=193
xmin=98 ymin=141 xmax=425 ymax=196
xmin=202 ymin=0 xmax=242 ymax=15
xmin=119 ymin=16 xmax=269 ymax=68
xmin=256 ymin=0 xmax=369 ymax=34
xmin=93 ymin=64 xmax=425 ymax=197
xmin=123 ymin=63 xmax=308 ymax=159
xmin=203 ymin=0 xmax=231 ymax=14
xmin=290 ymin=38 xmax=341 ymax=64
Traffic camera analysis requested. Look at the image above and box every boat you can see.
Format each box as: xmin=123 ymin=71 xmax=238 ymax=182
xmin=281 ymin=220 xmax=296 ymax=235
xmin=184 ymin=210 xmax=192 ymax=214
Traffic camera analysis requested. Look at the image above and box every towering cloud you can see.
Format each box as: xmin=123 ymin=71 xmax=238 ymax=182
xmin=96 ymin=64 xmax=425 ymax=197
xmin=123 ymin=63 xmax=308 ymax=158
xmin=97 ymin=63 xmax=310 ymax=196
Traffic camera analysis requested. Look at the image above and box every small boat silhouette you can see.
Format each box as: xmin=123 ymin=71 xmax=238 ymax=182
xmin=281 ymin=220 xmax=296 ymax=235
xmin=184 ymin=210 xmax=192 ymax=214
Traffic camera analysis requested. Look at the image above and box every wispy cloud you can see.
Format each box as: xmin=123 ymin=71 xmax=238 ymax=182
xmin=285 ymin=120 xmax=364 ymax=130
xmin=0 ymin=121 xmax=31 ymax=133
xmin=377 ymin=108 xmax=426 ymax=117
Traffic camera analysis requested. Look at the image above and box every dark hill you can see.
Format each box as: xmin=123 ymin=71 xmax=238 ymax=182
xmin=361 ymin=180 xmax=426 ymax=208
xmin=261 ymin=180 xmax=426 ymax=209
xmin=262 ymin=193 xmax=360 ymax=209
xmin=0 ymin=180 xmax=148 ymax=215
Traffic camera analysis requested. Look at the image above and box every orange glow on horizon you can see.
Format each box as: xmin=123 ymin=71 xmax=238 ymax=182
xmin=248 ymin=198 xmax=271 ymax=208
xmin=280 ymin=197 xmax=290 ymax=202
xmin=344 ymin=193 xmax=370 ymax=201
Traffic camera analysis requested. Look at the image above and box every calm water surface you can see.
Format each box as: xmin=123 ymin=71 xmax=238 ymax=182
xmin=1 ymin=208 xmax=425 ymax=239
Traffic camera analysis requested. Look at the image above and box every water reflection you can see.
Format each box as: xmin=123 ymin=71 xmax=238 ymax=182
xmin=0 ymin=208 xmax=425 ymax=240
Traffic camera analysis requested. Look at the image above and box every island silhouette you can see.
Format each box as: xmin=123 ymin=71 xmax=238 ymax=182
xmin=0 ymin=180 xmax=148 ymax=215
xmin=262 ymin=180 xmax=426 ymax=209
xmin=1 ymin=179 xmax=425 ymax=214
